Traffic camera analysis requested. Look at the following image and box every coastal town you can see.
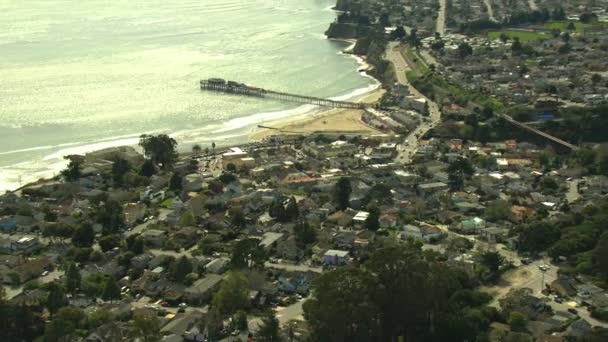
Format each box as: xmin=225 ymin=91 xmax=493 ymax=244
xmin=2 ymin=1 xmax=608 ymax=342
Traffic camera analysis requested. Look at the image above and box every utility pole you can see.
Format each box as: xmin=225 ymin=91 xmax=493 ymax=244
xmin=540 ymin=269 xmax=546 ymax=294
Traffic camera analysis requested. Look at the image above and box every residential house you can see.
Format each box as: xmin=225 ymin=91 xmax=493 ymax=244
xmin=123 ymin=203 xmax=147 ymax=227
xmin=204 ymin=258 xmax=229 ymax=274
xmin=352 ymin=211 xmax=369 ymax=229
xmin=550 ymin=278 xmax=577 ymax=298
xmin=142 ymin=229 xmax=167 ymax=248
xmin=258 ymin=232 xmax=284 ymax=252
xmin=184 ymin=274 xmax=223 ymax=304
xmin=323 ymin=250 xmax=350 ymax=265
xmin=0 ymin=235 xmax=40 ymax=253
xmin=400 ymin=224 xmax=423 ymax=241
xmin=417 ymin=182 xmax=448 ymax=197
xmin=172 ymin=227 xmax=200 ymax=249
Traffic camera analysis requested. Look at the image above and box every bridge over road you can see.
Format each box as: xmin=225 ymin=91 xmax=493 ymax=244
xmin=200 ymin=78 xmax=367 ymax=110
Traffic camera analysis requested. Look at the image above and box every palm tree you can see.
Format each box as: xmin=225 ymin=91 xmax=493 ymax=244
xmin=192 ymin=144 xmax=202 ymax=157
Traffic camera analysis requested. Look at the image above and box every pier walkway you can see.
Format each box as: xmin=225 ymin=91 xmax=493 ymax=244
xmin=200 ymin=79 xmax=366 ymax=110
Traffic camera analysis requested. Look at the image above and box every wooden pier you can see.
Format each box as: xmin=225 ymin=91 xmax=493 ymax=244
xmin=200 ymin=79 xmax=367 ymax=110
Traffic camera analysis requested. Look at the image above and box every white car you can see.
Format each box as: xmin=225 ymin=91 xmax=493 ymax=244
xmin=42 ymin=271 xmax=49 ymax=277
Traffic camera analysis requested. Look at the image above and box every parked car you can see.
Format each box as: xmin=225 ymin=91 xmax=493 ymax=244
xmin=567 ymin=308 xmax=578 ymax=315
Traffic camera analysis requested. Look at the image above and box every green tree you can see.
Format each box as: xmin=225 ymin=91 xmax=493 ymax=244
xmin=508 ymin=311 xmax=527 ymax=332
xmin=81 ymin=273 xmax=106 ymax=298
xmin=365 ymin=207 xmax=380 ymax=231
xmin=46 ymin=283 xmax=68 ymax=319
xmin=448 ymin=172 xmax=464 ymax=191
xmin=61 ymin=157 xmax=82 ymax=182
xmin=98 ymin=234 xmax=121 ymax=252
xmin=294 ymin=220 xmax=317 ymax=246
xmin=212 ymin=272 xmax=249 ymax=314
xmin=391 ymin=26 xmax=406 ymax=40
xmin=44 ymin=306 xmax=85 ymax=342
xmin=511 ymin=37 xmax=523 ymax=54
xmin=133 ymin=313 xmax=160 ymax=342
xmin=139 ymin=159 xmax=156 ymax=177
xmin=172 ymin=256 xmax=193 ymax=283
xmin=591 ymin=73 xmax=602 ymax=88
xmin=593 ymin=232 xmax=608 ymax=277
xmin=480 ymin=251 xmax=505 ymax=282
xmin=230 ymin=238 xmax=266 ymax=269
xmin=72 ymin=222 xmax=95 ymax=247
xmin=484 ymin=200 xmax=511 ymax=222
xmin=0 ymin=301 xmax=39 ymax=341
xmin=95 ymin=199 xmax=125 ymax=235
xmin=169 ymin=172 xmax=183 ymax=192
xmin=229 ymin=206 xmax=247 ymax=229
xmin=334 ymin=177 xmax=352 ymax=210
xmin=566 ymin=21 xmax=576 ymax=30
xmin=233 ymin=310 xmax=248 ymax=330
xmin=127 ymin=234 xmax=145 ymax=254
xmin=139 ymin=134 xmax=178 ymax=169
xmin=192 ymin=144 xmax=202 ymax=156
xmin=303 ymin=267 xmax=381 ymax=341
xmin=284 ymin=196 xmax=299 ymax=221
xmin=88 ymin=308 xmax=112 ymax=328
xmin=101 ymin=277 xmax=121 ymax=303
xmin=499 ymin=33 xmax=509 ymax=43
xmin=256 ymin=310 xmax=280 ymax=342
xmin=65 ymin=263 xmax=81 ymax=295
xmin=518 ymin=222 xmax=561 ymax=253
xmin=457 ymin=42 xmax=473 ymax=58
xmin=111 ymin=157 xmax=130 ymax=186
xmin=207 ymin=307 xmax=224 ymax=339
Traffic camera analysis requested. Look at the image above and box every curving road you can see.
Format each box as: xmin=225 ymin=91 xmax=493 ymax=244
xmin=436 ymin=0 xmax=447 ymax=35
xmin=484 ymin=0 xmax=497 ymax=22
xmin=528 ymin=0 xmax=539 ymax=11
xmin=385 ymin=42 xmax=442 ymax=164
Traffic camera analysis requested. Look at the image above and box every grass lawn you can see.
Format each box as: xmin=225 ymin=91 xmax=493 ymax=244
xmin=544 ymin=20 xmax=591 ymax=32
xmin=160 ymin=198 xmax=173 ymax=208
xmin=487 ymin=30 xmax=547 ymax=41
xmin=402 ymin=47 xmax=429 ymax=76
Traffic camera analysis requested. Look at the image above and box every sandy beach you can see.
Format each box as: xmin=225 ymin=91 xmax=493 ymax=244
xmin=250 ymin=87 xmax=385 ymax=141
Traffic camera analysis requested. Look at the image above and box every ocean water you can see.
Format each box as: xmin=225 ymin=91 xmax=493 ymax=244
xmin=0 ymin=0 xmax=377 ymax=192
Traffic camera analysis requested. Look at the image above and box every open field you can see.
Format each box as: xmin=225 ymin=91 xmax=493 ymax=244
xmin=544 ymin=20 xmax=592 ymax=32
xmin=487 ymin=29 xmax=547 ymax=41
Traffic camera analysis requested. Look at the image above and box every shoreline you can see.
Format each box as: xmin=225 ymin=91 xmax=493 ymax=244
xmin=250 ymin=33 xmax=384 ymax=142
xmin=1 ymin=5 xmax=383 ymax=194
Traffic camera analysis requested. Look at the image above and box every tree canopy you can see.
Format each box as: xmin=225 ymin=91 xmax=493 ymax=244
xmin=212 ymin=272 xmax=249 ymax=314
xmin=334 ymin=177 xmax=352 ymax=210
xmin=139 ymin=134 xmax=178 ymax=169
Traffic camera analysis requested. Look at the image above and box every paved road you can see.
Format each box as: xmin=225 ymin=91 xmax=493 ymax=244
xmin=5 ymin=269 xmax=65 ymax=300
xmin=124 ymin=208 xmax=171 ymax=237
xmin=436 ymin=0 xmax=447 ymax=35
xmin=264 ymin=262 xmax=322 ymax=274
xmin=275 ymin=296 xmax=308 ymax=326
xmin=566 ymin=179 xmax=581 ymax=204
xmin=483 ymin=0 xmax=497 ymax=22
xmin=384 ymin=42 xmax=442 ymax=164
xmin=547 ymin=297 xmax=608 ymax=328
xmin=482 ymin=258 xmax=558 ymax=307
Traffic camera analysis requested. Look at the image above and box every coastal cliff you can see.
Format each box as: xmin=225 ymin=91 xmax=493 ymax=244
xmin=325 ymin=22 xmax=371 ymax=39
xmin=326 ymin=3 xmax=394 ymax=84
